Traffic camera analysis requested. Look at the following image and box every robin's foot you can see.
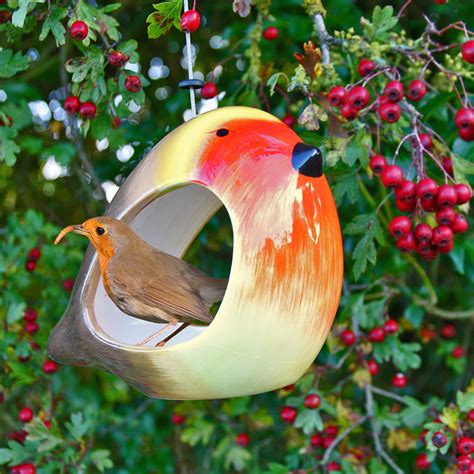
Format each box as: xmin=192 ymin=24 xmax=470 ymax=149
xmin=137 ymin=324 xmax=173 ymax=346
xmin=155 ymin=323 xmax=190 ymax=347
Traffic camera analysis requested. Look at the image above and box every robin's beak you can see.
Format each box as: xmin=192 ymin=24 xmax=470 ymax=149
xmin=71 ymin=224 xmax=90 ymax=237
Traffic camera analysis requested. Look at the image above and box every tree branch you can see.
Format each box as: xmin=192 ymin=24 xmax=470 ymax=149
xmin=313 ymin=13 xmax=331 ymax=65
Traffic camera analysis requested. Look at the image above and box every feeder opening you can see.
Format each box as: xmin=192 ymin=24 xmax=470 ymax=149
xmin=89 ymin=184 xmax=233 ymax=348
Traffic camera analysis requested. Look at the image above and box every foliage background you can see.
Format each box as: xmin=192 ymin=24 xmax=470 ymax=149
xmin=1 ymin=0 xmax=473 ymax=472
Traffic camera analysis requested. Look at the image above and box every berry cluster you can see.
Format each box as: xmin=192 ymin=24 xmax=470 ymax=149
xmin=25 ymin=246 xmax=40 ymax=272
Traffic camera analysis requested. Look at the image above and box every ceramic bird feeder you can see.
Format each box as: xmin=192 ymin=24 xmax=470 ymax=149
xmin=48 ymin=106 xmax=343 ymax=400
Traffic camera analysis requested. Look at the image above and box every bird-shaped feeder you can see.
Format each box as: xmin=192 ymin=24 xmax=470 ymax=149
xmin=48 ymin=105 xmax=343 ymax=400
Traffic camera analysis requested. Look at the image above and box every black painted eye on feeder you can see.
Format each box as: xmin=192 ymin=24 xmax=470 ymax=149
xmin=292 ymin=143 xmax=323 ymax=178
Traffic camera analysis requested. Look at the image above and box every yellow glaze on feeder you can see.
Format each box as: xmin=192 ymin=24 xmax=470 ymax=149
xmin=48 ymin=106 xmax=343 ymax=400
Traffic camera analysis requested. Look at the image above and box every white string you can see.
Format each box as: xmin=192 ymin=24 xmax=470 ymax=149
xmin=183 ymin=0 xmax=197 ymax=117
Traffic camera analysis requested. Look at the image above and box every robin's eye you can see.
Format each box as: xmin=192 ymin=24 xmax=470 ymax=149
xmin=216 ymin=128 xmax=229 ymax=137
xmin=96 ymin=227 xmax=105 ymax=236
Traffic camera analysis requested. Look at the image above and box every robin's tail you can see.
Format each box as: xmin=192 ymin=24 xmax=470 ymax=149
xmin=199 ymin=278 xmax=228 ymax=307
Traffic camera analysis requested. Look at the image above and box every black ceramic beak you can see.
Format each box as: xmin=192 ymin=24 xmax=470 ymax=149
xmin=291 ymin=143 xmax=323 ymax=178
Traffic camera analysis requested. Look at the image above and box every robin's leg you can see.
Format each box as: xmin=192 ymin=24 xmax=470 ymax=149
xmin=136 ymin=323 xmax=174 ymax=346
xmin=156 ymin=323 xmax=191 ymax=347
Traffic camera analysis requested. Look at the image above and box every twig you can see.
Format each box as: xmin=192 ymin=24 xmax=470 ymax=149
xmin=412 ymin=295 xmax=474 ymax=320
xmin=313 ymin=13 xmax=331 ymax=65
xmin=371 ymin=386 xmax=407 ymax=404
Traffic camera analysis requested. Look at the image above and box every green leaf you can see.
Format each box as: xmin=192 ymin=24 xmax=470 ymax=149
xmin=369 ymin=458 xmax=388 ymax=474
xmin=12 ymin=0 xmax=36 ymax=28
xmin=265 ymin=463 xmax=290 ymax=474
xmin=39 ymin=7 xmax=67 ymax=47
xmin=332 ymin=172 xmax=358 ymax=205
xmin=90 ymin=450 xmax=114 ymax=472
xmin=449 ymin=243 xmax=465 ymax=275
xmin=294 ymin=409 xmax=323 ymax=434
xmin=0 ymin=448 xmax=14 ymax=464
xmin=403 ymin=305 xmax=424 ymax=329
xmin=0 ymin=49 xmax=30 ymax=78
xmin=456 ymin=391 xmax=474 ymax=412
xmin=7 ymin=301 xmax=26 ymax=324
xmin=146 ymin=0 xmax=183 ymax=39
xmin=389 ymin=338 xmax=422 ymax=371
xmin=361 ymin=5 xmax=398 ymax=40
xmin=400 ymin=397 xmax=427 ymax=428
xmin=65 ymin=412 xmax=93 ymax=441
xmin=344 ymin=129 xmax=371 ymax=167
xmin=0 ymin=126 xmax=20 ymax=165
xmin=266 ymin=73 xmax=288 ymax=96
xmin=27 ymin=418 xmax=64 ymax=452
xmin=225 ymin=446 xmax=251 ymax=471
xmin=181 ymin=418 xmax=214 ymax=446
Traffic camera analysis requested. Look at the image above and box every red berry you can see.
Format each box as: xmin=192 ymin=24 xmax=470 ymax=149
xmin=323 ymin=436 xmax=335 ymax=448
xmin=420 ymin=198 xmax=437 ymax=212
xmin=437 ymin=240 xmax=453 ymax=254
xmin=70 ymin=20 xmax=88 ymax=41
xmin=468 ymin=409 xmax=474 ymax=422
xmin=416 ymin=178 xmax=438 ymax=200
xmin=434 ymin=0 xmax=447 ymax=3
xmin=282 ymin=384 xmax=295 ymax=392
xmin=383 ymin=319 xmax=399 ymax=334
xmin=389 ymin=216 xmax=411 ymax=238
xmin=10 ymin=464 xmax=36 ymax=474
xmin=395 ymin=180 xmax=416 ymax=203
xmin=79 ymin=102 xmax=97 ymax=120
xmin=62 ymin=278 xmax=74 ymax=291
xmin=358 ymin=58 xmax=376 ymax=77
xmin=452 ymin=346 xmax=464 ymax=358
xmin=64 ymin=96 xmax=80 ymax=114
xmin=432 ymin=225 xmax=453 ymax=246
xmin=9 ymin=430 xmax=28 ymax=444
xmin=384 ymin=80 xmax=404 ymax=102
xmin=280 ymin=406 xmax=297 ymax=423
xmin=341 ymin=102 xmax=358 ymax=120
xmin=379 ymin=101 xmax=401 ymax=123
xmin=367 ymin=359 xmax=378 ymax=376
xmin=23 ymin=308 xmax=38 ymax=322
xmin=432 ymin=431 xmax=447 ymax=448
xmin=201 ymin=82 xmax=218 ymax=99
xmin=327 ymin=461 xmax=341 ymax=472
xmin=340 ymin=329 xmax=356 ymax=346
xmin=325 ymin=425 xmax=338 ymax=436
xmin=235 ymin=432 xmax=249 ymax=446
xmin=461 ymin=40 xmax=474 ymax=64
xmin=418 ymin=133 xmax=432 ymax=148
xmin=43 ymin=360 xmax=58 ymax=374
xmin=25 ymin=321 xmax=39 ymax=334
xmin=263 ymin=26 xmax=279 ymax=40
xmin=108 ymin=50 xmax=128 ymax=68
xmin=282 ymin=113 xmax=295 ymax=128
xmin=171 ymin=413 xmax=185 ymax=425
xmin=455 ymin=184 xmax=472 ymax=204
xmin=310 ymin=433 xmax=323 ymax=448
xmin=436 ymin=184 xmax=457 ymax=208
xmin=396 ymin=198 xmax=416 ymax=213
xmin=369 ymin=154 xmax=387 ymax=174
xmin=112 ymin=116 xmax=121 ymax=129
xmin=458 ymin=126 xmax=474 ymax=142
xmin=441 ymin=324 xmax=456 ymax=338
xmin=455 ymin=108 xmax=474 ymax=130
xmin=442 ymin=156 xmax=454 ymax=176
xmin=27 ymin=247 xmax=41 ymax=261
xmin=18 ymin=407 xmax=33 ymax=423
xmin=392 ymin=373 xmax=407 ymax=388
xmin=381 ymin=165 xmax=404 ymax=189
xmin=304 ymin=394 xmax=321 ymax=409
xmin=368 ymin=326 xmax=385 ymax=343
xmin=327 ymin=86 xmax=347 ymax=107
xmin=451 ymin=214 xmax=469 ymax=233
xmin=415 ymin=453 xmax=430 ymax=470
xmin=414 ymin=224 xmax=433 ymax=243
xmin=25 ymin=260 xmax=36 ymax=272
xmin=43 ymin=420 xmax=51 ymax=429
xmin=125 ymin=75 xmax=141 ymax=93
xmin=436 ymin=207 xmax=456 ymax=226
xmin=180 ymin=9 xmax=201 ymax=33
xmin=457 ymin=455 xmax=474 ymax=472
xmin=347 ymin=86 xmax=370 ymax=110
xmin=458 ymin=437 xmax=474 ymax=455
xmin=407 ymin=80 xmax=427 ymax=101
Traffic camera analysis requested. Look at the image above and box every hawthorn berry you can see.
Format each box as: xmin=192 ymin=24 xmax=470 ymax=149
xmin=458 ymin=126 xmax=474 ymax=141
xmin=417 ymin=241 xmax=435 ymax=256
xmin=201 ymin=82 xmax=218 ymax=99
xmin=392 ymin=373 xmax=407 ymax=388
xmin=43 ymin=420 xmax=51 ymax=430
xmin=418 ymin=133 xmax=432 ymax=148
xmin=125 ymin=75 xmax=141 ymax=92
xmin=310 ymin=433 xmax=323 ymax=448
xmin=263 ymin=26 xmax=279 ymax=40
xmin=416 ymin=178 xmax=438 ymax=200
xmin=455 ymin=108 xmax=474 ymax=130
xmin=455 ymin=183 xmax=472 ymax=204
xmin=407 ymin=80 xmax=427 ymax=101
xmin=79 ymin=102 xmax=97 ymax=120
xmin=43 ymin=360 xmax=58 ymax=374
xmin=180 ymin=9 xmax=201 ymax=33
xmin=323 ymin=436 xmax=335 ymax=448
xmin=368 ymin=327 xmax=385 ymax=343
xmin=23 ymin=308 xmax=38 ymax=322
xmin=451 ymin=214 xmax=469 ymax=233
xmin=25 ymin=260 xmax=36 ymax=272
xmin=112 ymin=116 xmax=121 ymax=129
xmin=381 ymin=165 xmax=404 ymax=189
xmin=415 ymin=453 xmax=430 ymax=470
xmin=461 ymin=40 xmax=474 ymax=64
xmin=468 ymin=409 xmax=474 ymax=422
xmin=383 ymin=319 xmax=399 ymax=334
xmin=108 ymin=50 xmax=128 ymax=68
xmin=437 ymin=240 xmax=454 ymax=254
xmin=280 ymin=406 xmax=297 ymax=423
xmin=10 ymin=430 xmax=27 ymax=444
xmin=27 ymin=247 xmax=41 ymax=261
xmin=10 ymin=464 xmax=36 ymax=474
xmin=389 ymin=216 xmax=411 ymax=238
xmin=327 ymin=86 xmax=347 ymax=107
xmin=25 ymin=321 xmax=39 ymax=334
xmin=327 ymin=461 xmax=341 ymax=472
xmin=235 ymin=432 xmax=249 ymax=446
xmin=457 ymin=455 xmax=474 ymax=472
xmin=442 ymin=156 xmax=454 ymax=176
xmin=379 ymin=101 xmax=401 ymax=123
xmin=347 ymin=86 xmax=370 ymax=110
xmin=341 ymin=102 xmax=358 ymax=120
xmin=420 ymin=198 xmax=437 ymax=212
xmin=70 ymin=20 xmax=88 ymax=41
xmin=64 ymin=96 xmax=80 ymax=114
xmin=171 ymin=413 xmax=185 ymax=425
xmin=325 ymin=425 xmax=338 ymax=436
xmin=432 ymin=431 xmax=447 ymax=448
xmin=436 ymin=184 xmax=457 ymax=208
xmin=384 ymin=80 xmax=404 ymax=102
xmin=395 ymin=180 xmax=416 ymax=202
xmin=282 ymin=113 xmax=295 ymax=128
xmin=304 ymin=394 xmax=321 ymax=409
xmin=441 ymin=323 xmax=456 ymax=338
xmin=432 ymin=226 xmax=453 ymax=246
xmin=63 ymin=278 xmax=74 ymax=291
xmin=358 ymin=58 xmax=375 ymax=77
xmin=396 ymin=198 xmax=416 ymax=213
xmin=457 ymin=437 xmax=474 ymax=455
xmin=18 ymin=407 xmax=33 ymax=423
xmin=367 ymin=359 xmax=378 ymax=376
xmin=369 ymin=154 xmax=387 ymax=174
xmin=340 ymin=329 xmax=356 ymax=346
xmin=282 ymin=384 xmax=295 ymax=392
xmin=436 ymin=207 xmax=456 ymax=226
xmin=434 ymin=0 xmax=447 ymax=3
xmin=452 ymin=346 xmax=464 ymax=358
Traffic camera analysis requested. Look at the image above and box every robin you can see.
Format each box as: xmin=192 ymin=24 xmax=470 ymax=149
xmin=54 ymin=216 xmax=228 ymax=346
